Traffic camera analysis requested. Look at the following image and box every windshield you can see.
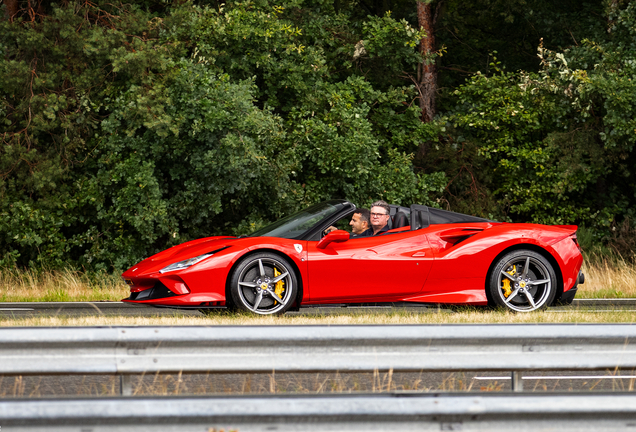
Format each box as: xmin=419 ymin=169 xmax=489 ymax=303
xmin=251 ymin=201 xmax=343 ymax=239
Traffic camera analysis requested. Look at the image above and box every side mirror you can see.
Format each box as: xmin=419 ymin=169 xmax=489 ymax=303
xmin=316 ymin=230 xmax=349 ymax=249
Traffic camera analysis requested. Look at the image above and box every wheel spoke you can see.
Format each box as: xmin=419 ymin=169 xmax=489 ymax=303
xmin=268 ymin=289 xmax=287 ymax=305
xmin=500 ymin=271 xmax=516 ymax=282
xmin=523 ymin=290 xmax=536 ymax=308
xmin=504 ymin=287 xmax=521 ymax=304
xmin=528 ymin=279 xmax=550 ymax=286
xmin=271 ymin=272 xmax=289 ymax=283
xmin=238 ymin=281 xmax=258 ymax=288
xmin=521 ymin=257 xmax=531 ymax=278
xmin=252 ymin=292 xmax=263 ymax=310
xmin=258 ymin=259 xmax=266 ymax=278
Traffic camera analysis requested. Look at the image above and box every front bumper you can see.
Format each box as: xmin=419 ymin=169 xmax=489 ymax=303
xmin=127 ymin=281 xmax=177 ymax=301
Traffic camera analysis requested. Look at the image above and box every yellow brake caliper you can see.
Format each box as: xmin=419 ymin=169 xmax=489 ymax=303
xmin=274 ymin=267 xmax=285 ymax=303
xmin=502 ymin=265 xmax=516 ymax=298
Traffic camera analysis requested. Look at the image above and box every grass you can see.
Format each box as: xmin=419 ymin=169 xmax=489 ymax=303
xmin=0 ymin=267 xmax=127 ymax=302
xmin=0 ymin=256 xmax=634 ymax=303
xmin=2 ymin=307 xmax=636 ymax=327
xmin=580 ymin=257 xmax=636 ymax=298
xmin=0 ymin=370 xmax=482 ymax=397
xmin=8 ymin=368 xmax=632 ymax=397
xmin=8 ymin=367 xmax=633 ymax=397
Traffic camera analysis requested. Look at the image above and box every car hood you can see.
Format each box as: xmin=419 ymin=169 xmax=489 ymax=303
xmin=123 ymin=236 xmax=237 ymax=276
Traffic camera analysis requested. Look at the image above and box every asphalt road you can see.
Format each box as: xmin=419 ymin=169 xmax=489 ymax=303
xmin=0 ymin=298 xmax=635 ymax=318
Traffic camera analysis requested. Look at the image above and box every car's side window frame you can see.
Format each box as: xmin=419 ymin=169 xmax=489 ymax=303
xmin=303 ymin=208 xmax=356 ymax=242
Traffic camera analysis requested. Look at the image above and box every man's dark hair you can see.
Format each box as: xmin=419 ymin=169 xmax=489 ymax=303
xmin=370 ymin=200 xmax=390 ymax=215
xmin=354 ymin=208 xmax=370 ymax=225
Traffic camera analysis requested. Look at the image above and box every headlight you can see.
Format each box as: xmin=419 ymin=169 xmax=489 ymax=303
xmin=159 ymin=253 xmax=213 ymax=274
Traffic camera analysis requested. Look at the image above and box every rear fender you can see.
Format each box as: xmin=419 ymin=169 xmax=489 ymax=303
xmin=484 ymin=243 xmax=565 ymax=306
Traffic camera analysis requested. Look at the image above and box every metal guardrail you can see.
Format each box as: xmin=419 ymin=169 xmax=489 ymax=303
xmin=2 ymin=324 xmax=636 ymax=394
xmin=3 ymin=392 xmax=636 ymax=431
xmin=3 ymin=324 xmax=636 ymax=430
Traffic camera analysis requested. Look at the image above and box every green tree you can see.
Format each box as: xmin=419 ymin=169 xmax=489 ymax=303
xmin=437 ymin=1 xmax=636 ymax=232
xmin=0 ymin=0 xmax=445 ymax=269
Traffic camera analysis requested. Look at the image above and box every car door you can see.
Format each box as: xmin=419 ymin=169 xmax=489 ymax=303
xmin=306 ymin=230 xmax=434 ymax=301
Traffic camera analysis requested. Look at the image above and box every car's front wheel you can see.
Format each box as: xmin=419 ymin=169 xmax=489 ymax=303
xmin=489 ymin=250 xmax=556 ymax=312
xmin=229 ymin=252 xmax=297 ymax=315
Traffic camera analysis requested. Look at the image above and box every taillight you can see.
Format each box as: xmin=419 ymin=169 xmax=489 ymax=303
xmin=571 ymin=234 xmax=581 ymax=251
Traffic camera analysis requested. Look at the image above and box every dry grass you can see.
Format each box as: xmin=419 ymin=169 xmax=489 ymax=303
xmin=0 ymin=370 xmax=512 ymax=397
xmin=0 ymin=268 xmax=127 ymax=302
xmin=4 ymin=368 xmax=634 ymax=397
xmin=1 ymin=308 xmax=636 ymax=327
xmin=0 ymin=257 xmax=634 ymax=303
xmin=579 ymin=258 xmax=636 ymax=298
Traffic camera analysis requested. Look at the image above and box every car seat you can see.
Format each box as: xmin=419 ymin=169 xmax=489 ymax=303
xmin=392 ymin=211 xmax=409 ymax=229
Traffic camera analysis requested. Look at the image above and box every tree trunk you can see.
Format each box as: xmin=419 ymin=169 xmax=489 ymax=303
xmin=5 ymin=0 xmax=19 ymax=21
xmin=417 ymin=0 xmax=437 ymax=122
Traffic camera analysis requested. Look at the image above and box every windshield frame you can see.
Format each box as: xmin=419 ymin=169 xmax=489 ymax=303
xmin=250 ymin=200 xmax=355 ymax=240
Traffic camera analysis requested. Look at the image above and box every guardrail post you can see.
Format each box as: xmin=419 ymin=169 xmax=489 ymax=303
xmin=511 ymin=371 xmax=523 ymax=392
xmin=120 ymin=374 xmax=132 ymax=396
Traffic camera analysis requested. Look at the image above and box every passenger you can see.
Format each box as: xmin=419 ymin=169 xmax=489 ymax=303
xmin=360 ymin=200 xmax=391 ymax=236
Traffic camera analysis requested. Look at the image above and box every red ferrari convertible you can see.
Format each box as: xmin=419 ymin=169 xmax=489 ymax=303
xmin=122 ymin=200 xmax=584 ymax=314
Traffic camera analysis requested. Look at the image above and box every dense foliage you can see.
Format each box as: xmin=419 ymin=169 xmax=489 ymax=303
xmin=436 ymin=2 xmax=636 ymax=233
xmin=1 ymin=0 xmax=634 ymax=269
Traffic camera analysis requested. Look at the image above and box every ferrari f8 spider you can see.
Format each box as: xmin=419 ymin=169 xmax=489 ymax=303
xmin=122 ymin=200 xmax=584 ymax=314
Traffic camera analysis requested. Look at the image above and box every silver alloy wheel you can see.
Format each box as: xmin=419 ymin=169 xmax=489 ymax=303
xmin=495 ymin=254 xmax=553 ymax=312
xmin=235 ymin=256 xmax=294 ymax=315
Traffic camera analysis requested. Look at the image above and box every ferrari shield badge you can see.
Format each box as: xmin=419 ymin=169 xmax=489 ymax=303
xmin=294 ymin=244 xmax=303 ymax=254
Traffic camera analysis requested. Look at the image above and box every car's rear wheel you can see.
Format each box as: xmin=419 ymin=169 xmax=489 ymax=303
xmin=229 ymin=252 xmax=297 ymax=315
xmin=489 ymin=250 xmax=556 ymax=312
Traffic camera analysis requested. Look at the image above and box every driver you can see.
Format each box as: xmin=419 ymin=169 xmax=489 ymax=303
xmin=324 ymin=208 xmax=371 ymax=238
xmin=349 ymin=208 xmax=371 ymax=238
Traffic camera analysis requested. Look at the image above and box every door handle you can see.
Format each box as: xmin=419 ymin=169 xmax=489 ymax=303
xmin=411 ymin=251 xmax=426 ymax=257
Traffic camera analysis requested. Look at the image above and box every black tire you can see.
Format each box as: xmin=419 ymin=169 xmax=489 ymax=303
xmin=489 ymin=249 xmax=556 ymax=312
xmin=229 ymin=252 xmax=298 ymax=315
